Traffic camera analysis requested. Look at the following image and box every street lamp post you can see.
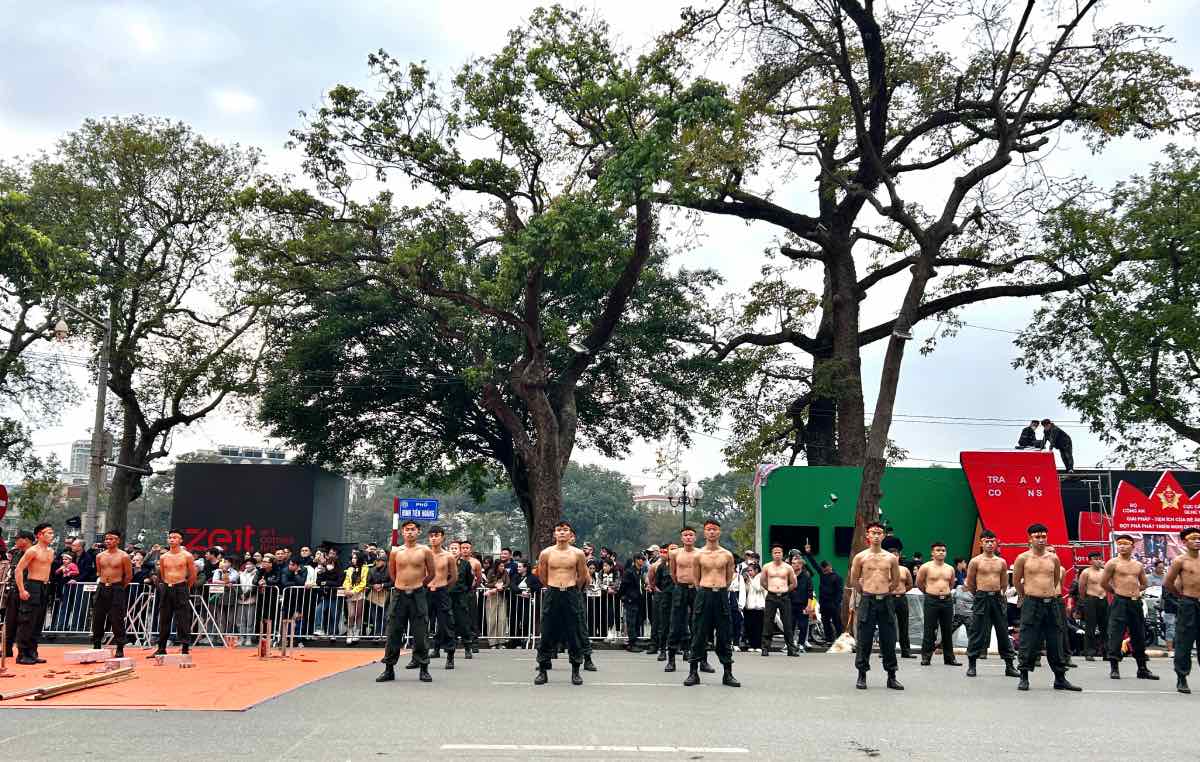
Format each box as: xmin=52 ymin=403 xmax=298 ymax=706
xmin=54 ymin=302 xmax=113 ymax=543
xmin=665 ymin=472 xmax=704 ymax=529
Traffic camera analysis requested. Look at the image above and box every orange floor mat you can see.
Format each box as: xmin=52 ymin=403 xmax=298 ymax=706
xmin=0 ymin=644 xmax=386 ymax=711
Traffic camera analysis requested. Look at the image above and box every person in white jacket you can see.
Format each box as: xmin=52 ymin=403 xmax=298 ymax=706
xmin=740 ymin=562 xmax=766 ymax=649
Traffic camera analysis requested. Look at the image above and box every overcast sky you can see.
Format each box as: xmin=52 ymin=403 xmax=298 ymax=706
xmin=3 ymin=1 xmax=1198 ymax=489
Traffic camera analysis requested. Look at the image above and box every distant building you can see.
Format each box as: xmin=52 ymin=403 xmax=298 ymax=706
xmin=194 ymin=445 xmax=289 ymax=466
xmin=631 ymin=479 xmax=673 ymax=513
xmin=67 ymin=438 xmax=116 ymax=482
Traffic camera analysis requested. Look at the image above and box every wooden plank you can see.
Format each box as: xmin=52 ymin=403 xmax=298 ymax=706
xmin=32 ymin=666 xmax=135 ymax=699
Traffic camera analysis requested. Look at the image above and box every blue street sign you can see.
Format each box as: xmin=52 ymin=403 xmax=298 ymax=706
xmin=395 ymin=498 xmax=439 ymax=521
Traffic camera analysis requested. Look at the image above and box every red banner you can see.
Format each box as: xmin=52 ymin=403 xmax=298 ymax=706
xmin=960 ymin=450 xmax=1074 ymax=590
xmin=1112 ymin=471 xmax=1200 ymax=534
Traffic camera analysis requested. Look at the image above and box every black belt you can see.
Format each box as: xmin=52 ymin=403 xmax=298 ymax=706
xmin=1114 ymin=594 xmax=1143 ymax=602
xmin=1027 ymin=596 xmax=1058 ymax=604
xmin=974 ymin=590 xmax=1003 ymax=596
xmin=394 ymin=587 xmax=425 ymax=596
xmin=866 ymin=594 xmax=889 ymax=601
xmin=927 ymin=593 xmax=951 ymax=600
xmin=1180 ymin=595 xmax=1200 ymax=602
xmin=700 ymin=586 xmax=727 ymax=592
xmin=547 ymin=585 xmax=577 ymax=592
xmin=677 ymin=583 xmax=696 ymax=589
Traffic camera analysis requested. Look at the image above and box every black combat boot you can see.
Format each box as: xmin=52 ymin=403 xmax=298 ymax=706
xmin=375 ymin=664 xmax=396 ymax=682
xmin=1017 ymin=670 xmax=1030 ymax=691
xmin=722 ymin=664 xmax=741 ymax=687
xmin=571 ymin=663 xmax=583 ymax=686
xmin=683 ymin=662 xmax=700 ymax=686
xmin=856 ymin=670 xmax=867 ymax=690
xmin=584 ymin=655 xmax=597 ymax=672
xmin=419 ymin=665 xmax=432 ymax=683
xmin=445 ymin=650 xmax=455 ymax=670
xmin=1053 ymin=672 xmax=1081 ymax=691
xmin=966 ymin=657 xmax=977 ymax=677
xmin=886 ymin=671 xmax=904 ymax=690
xmin=664 ymin=649 xmax=676 ymax=672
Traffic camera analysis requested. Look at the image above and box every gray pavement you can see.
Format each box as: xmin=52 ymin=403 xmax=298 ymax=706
xmin=1 ymin=648 xmax=1195 ymax=760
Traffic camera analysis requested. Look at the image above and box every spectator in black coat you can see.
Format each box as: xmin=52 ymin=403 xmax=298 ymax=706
xmin=789 ymin=555 xmax=813 ymax=652
xmin=817 ymin=561 xmax=844 ymax=643
xmin=619 ymin=556 xmax=646 ymax=650
xmin=1041 ymin=418 xmax=1075 ymax=471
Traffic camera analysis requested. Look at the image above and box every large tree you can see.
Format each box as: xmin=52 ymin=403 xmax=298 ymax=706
xmin=1017 ymin=147 xmax=1200 ymax=467
xmin=665 ymin=0 xmax=1198 ymax=553
xmin=237 ymin=7 xmax=740 ymax=552
xmin=26 ymin=117 xmax=269 ymax=533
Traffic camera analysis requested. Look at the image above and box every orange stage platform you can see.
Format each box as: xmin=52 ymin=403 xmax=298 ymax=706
xmin=0 ymin=645 xmax=385 ymax=711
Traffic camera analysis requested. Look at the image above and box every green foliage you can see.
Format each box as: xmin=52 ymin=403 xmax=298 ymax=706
xmin=1016 ymin=148 xmax=1200 ymax=466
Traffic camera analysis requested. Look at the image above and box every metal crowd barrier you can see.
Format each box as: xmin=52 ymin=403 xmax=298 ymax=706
xmin=35 ymin=581 xmax=666 ymax=648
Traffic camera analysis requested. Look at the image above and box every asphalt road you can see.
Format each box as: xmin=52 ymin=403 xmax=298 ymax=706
xmin=1 ymin=648 xmax=1194 ymax=761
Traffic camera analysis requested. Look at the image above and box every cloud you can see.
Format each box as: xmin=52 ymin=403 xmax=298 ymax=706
xmin=126 ymin=17 xmax=161 ymax=54
xmin=208 ymin=88 xmax=259 ymax=116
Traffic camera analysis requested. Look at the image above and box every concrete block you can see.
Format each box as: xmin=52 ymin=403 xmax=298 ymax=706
xmin=64 ymin=649 xmax=114 ymax=664
xmin=153 ymin=653 xmax=193 ymax=667
xmin=103 ymin=658 xmax=135 ymax=671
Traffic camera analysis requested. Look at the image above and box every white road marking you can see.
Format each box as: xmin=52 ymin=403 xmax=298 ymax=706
xmin=441 ymin=744 xmax=749 ymax=754
xmin=1082 ymin=689 xmax=1183 ymax=695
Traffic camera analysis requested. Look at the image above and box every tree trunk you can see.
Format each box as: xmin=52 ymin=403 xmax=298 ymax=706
xmin=828 ymin=249 xmax=866 ymax=465
xmin=527 ymin=459 xmax=564 ymax=557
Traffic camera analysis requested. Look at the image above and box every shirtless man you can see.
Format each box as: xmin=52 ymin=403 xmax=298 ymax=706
xmin=14 ymin=523 xmax=55 ymax=665
xmin=1164 ymin=527 xmax=1200 ymax=694
xmin=682 ymin=519 xmax=740 ymax=687
xmin=884 ymin=541 xmax=917 ymax=659
xmin=1101 ymin=534 xmax=1158 ymax=680
xmin=917 ymin=542 xmax=961 ymax=667
xmin=460 ymin=540 xmax=484 ymax=655
xmin=1077 ymin=552 xmax=1109 ymax=661
xmin=964 ymin=530 xmax=1019 ymax=677
xmin=377 ymin=520 xmax=436 ymax=683
xmin=93 ymin=529 xmax=133 ymax=658
xmin=2 ymin=531 xmax=33 ymax=660
xmin=1012 ymin=523 xmax=1080 ymax=691
xmin=423 ymin=526 xmax=459 ymax=669
xmin=534 ymin=520 xmax=589 ymax=686
xmin=447 ymin=540 xmax=476 ymax=659
xmin=760 ymin=543 xmax=799 ymax=657
xmin=665 ymin=527 xmax=701 ymax=673
xmin=646 ymin=544 xmax=674 ymax=660
xmin=149 ymin=529 xmax=197 ymax=657
xmin=849 ymin=522 xmax=903 ymax=690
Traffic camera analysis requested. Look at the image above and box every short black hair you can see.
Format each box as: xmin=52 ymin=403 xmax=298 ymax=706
xmin=168 ymin=529 xmax=183 ymax=537
xmin=681 ymin=526 xmax=696 ymax=534
xmin=819 ymin=560 xmax=831 ymax=569
xmin=1087 ymin=552 xmax=1102 ymax=559
xmin=704 ymin=518 xmax=721 ymax=528
xmin=1030 ymin=419 xmax=1039 ymax=426
xmin=980 ymin=529 xmax=996 ymax=540
xmin=16 ymin=530 xmax=35 ymax=542
xmin=33 ymin=522 xmax=52 ymax=535
xmin=501 ymin=547 xmax=511 ymax=553
xmin=460 ymin=539 xmax=472 ymax=545
xmin=881 ymin=536 xmax=902 ymax=552
xmin=930 ymin=541 xmax=946 ymax=551
xmin=428 ymin=525 xmax=445 ymax=536
xmin=1040 ymin=418 xmax=1052 ymax=425
xmin=1114 ymin=534 xmax=1134 ymax=543
xmin=554 ymin=520 xmax=572 ymax=531
xmin=104 ymin=529 xmax=123 ymax=541
xmin=770 ymin=543 xmax=784 ymax=552
xmin=1179 ymin=527 xmax=1200 ymax=540
xmin=1026 ymin=523 xmax=1048 ymax=535
xmin=401 ymin=519 xmax=420 ymax=530
xmin=866 ymin=521 xmax=885 ymax=532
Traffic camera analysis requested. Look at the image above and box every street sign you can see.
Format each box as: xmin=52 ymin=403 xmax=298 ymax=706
xmin=394 ymin=498 xmax=439 ymax=521
xmin=0 ymin=483 xmax=7 ymax=521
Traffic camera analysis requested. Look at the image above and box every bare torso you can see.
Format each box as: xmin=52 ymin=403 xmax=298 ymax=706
xmin=888 ymin=564 xmax=911 ymax=595
xmin=697 ymin=546 xmax=733 ymax=588
xmin=672 ymin=548 xmax=699 ymax=585
xmin=1016 ymin=550 xmax=1059 ymax=598
xmin=158 ymin=549 xmax=193 ymax=585
xmin=1080 ymin=567 xmax=1107 ymax=598
xmin=541 ymin=545 xmax=584 ymax=588
xmin=854 ymin=549 xmax=897 ymax=595
xmin=1105 ymin=556 xmax=1145 ymax=598
xmin=96 ymin=549 xmax=131 ymax=585
xmin=762 ymin=561 xmax=793 ymax=594
xmin=429 ymin=550 xmax=455 ymax=590
xmin=21 ymin=544 xmax=53 ymax=583
xmin=919 ymin=561 xmax=955 ymax=595
xmin=391 ymin=543 xmax=434 ymax=591
xmin=1167 ymin=553 xmax=1200 ymax=598
xmin=968 ymin=554 xmax=1006 ymax=592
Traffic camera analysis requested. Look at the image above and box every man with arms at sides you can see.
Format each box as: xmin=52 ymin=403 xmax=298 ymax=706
xmin=534 ymin=521 xmax=589 ymax=686
xmin=14 ymin=523 xmax=55 ymax=665
xmin=424 ymin=526 xmax=459 ymax=669
xmin=1012 ymin=523 xmax=1080 ymax=692
xmin=448 ymin=540 xmax=477 ymax=660
xmin=849 ymin=522 xmax=903 ymax=690
xmin=1101 ymin=534 xmax=1158 ymax=681
xmin=377 ymin=520 xmax=436 ymax=683
xmin=682 ymin=519 xmax=740 ymax=687
xmin=759 ymin=543 xmax=799 ymax=657
xmin=917 ymin=542 xmax=962 ymax=667
xmin=666 ymin=527 xmax=701 ymax=674
xmin=93 ymin=530 xmax=133 ymax=658
xmin=148 ymin=529 xmax=197 ymax=658
xmin=646 ymin=544 xmax=674 ymax=660
xmin=883 ymin=538 xmax=917 ymax=660
xmin=1076 ymin=552 xmax=1108 ymax=662
xmin=567 ymin=529 xmax=598 ymax=673
xmin=1164 ymin=527 xmax=1200 ymax=694
xmin=964 ymin=530 xmax=1019 ymax=677
xmin=459 ymin=539 xmax=484 ymax=654
xmin=2 ymin=531 xmax=34 ymax=660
